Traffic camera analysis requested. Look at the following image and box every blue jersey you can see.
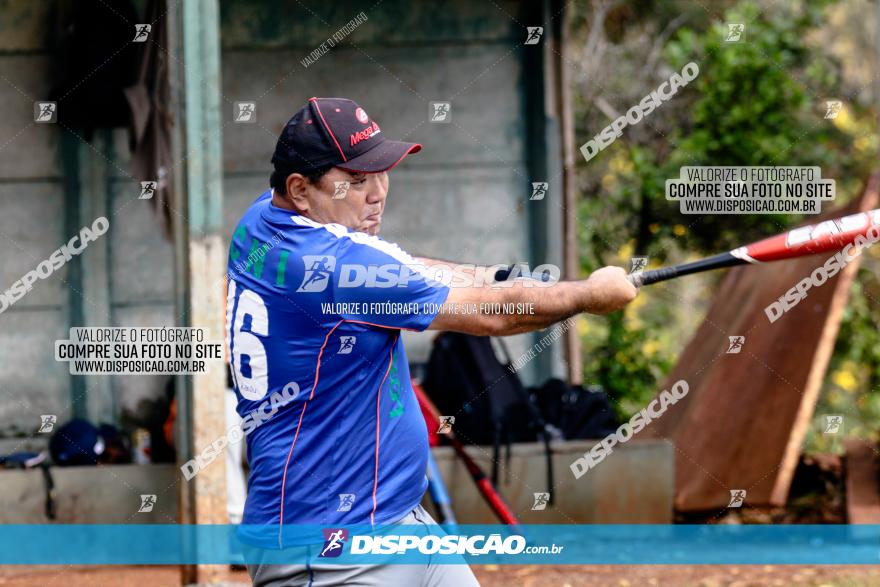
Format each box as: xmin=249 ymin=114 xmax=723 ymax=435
xmin=226 ymin=190 xmax=449 ymax=548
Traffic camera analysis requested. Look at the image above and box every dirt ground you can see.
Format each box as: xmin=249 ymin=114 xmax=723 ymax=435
xmin=2 ymin=565 xmax=880 ymax=586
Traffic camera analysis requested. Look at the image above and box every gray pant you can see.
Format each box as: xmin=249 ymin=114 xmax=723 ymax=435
xmin=247 ymin=505 xmax=481 ymax=587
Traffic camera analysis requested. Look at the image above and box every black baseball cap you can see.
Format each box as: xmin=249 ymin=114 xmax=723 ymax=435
xmin=271 ymin=97 xmax=421 ymax=175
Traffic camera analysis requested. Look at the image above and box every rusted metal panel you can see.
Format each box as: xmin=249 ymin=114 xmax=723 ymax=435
xmin=644 ymin=177 xmax=880 ymax=511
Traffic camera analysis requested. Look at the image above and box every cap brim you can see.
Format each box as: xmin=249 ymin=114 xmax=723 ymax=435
xmin=337 ymin=140 xmax=422 ymax=173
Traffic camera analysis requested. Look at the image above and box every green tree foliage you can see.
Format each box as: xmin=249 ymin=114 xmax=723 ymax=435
xmin=575 ymin=0 xmax=877 ymax=421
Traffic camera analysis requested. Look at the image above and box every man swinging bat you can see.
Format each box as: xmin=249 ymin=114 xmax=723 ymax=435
xmin=226 ymin=97 xmax=638 ymax=587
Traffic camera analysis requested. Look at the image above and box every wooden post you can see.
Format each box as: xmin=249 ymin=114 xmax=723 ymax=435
xmin=168 ymin=0 xmax=228 ymax=583
xmin=554 ymin=0 xmax=583 ymax=385
xmin=845 ymin=439 xmax=880 ymax=524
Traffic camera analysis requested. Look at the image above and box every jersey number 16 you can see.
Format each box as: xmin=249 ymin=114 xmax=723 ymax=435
xmin=226 ymin=279 xmax=269 ymax=400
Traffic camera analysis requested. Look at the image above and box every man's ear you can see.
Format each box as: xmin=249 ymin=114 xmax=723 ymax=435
xmin=285 ymin=173 xmax=310 ymax=213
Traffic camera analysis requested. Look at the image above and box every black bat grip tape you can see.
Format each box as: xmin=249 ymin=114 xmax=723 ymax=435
xmin=630 ymin=266 xmax=678 ymax=287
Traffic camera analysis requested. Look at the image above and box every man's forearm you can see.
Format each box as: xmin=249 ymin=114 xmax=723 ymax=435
xmin=430 ymin=279 xmax=592 ymax=336
xmin=415 ymin=256 xmax=582 ymax=334
xmin=482 ymin=280 xmax=590 ymax=334
xmin=414 ymin=256 xmax=486 ymax=278
xmin=428 ymin=266 xmax=638 ymax=336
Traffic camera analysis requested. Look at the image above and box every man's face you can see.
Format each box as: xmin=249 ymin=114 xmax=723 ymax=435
xmin=304 ymin=167 xmax=389 ymax=235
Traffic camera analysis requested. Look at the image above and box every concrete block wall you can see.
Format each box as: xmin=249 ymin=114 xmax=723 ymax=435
xmin=0 ymin=2 xmax=77 ymax=438
xmin=0 ymin=441 xmax=673 ymax=524
xmin=219 ymin=0 xmax=540 ymax=368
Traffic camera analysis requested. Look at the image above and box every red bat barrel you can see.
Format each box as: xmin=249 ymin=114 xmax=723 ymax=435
xmin=735 ymin=208 xmax=880 ymax=263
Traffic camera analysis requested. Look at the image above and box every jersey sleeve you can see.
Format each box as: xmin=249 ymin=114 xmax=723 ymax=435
xmin=329 ymin=231 xmax=450 ymax=331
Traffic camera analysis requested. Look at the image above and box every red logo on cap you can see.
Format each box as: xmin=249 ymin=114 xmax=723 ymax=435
xmin=350 ymin=121 xmax=381 ymax=147
xmin=355 ymin=108 xmax=369 ymax=124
